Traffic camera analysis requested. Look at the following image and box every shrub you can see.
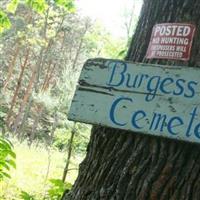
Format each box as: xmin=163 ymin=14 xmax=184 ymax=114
xmin=0 ymin=136 xmax=16 ymax=181
xmin=47 ymin=179 xmax=72 ymax=200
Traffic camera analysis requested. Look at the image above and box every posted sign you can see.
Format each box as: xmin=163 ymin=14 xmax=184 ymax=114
xmin=146 ymin=23 xmax=196 ymax=61
xmin=69 ymin=58 xmax=200 ymax=144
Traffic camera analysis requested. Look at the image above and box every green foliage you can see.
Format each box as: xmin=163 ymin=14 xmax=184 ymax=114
xmin=0 ymin=137 xmax=16 ymax=181
xmin=53 ymin=129 xmax=69 ymax=151
xmin=117 ymin=49 xmax=127 ymax=58
xmin=34 ymin=92 xmax=59 ymax=110
xmin=54 ymin=0 xmax=75 ymax=12
xmin=26 ymin=0 xmax=48 ymax=14
xmin=0 ymin=10 xmax=11 ymax=33
xmin=53 ymin=125 xmax=90 ymax=153
xmin=1 ymin=0 xmax=76 ymax=34
xmin=47 ymin=179 xmax=72 ymax=200
xmin=20 ymin=191 xmax=36 ymax=200
xmin=0 ymin=0 xmax=130 ymax=197
xmin=7 ymin=0 xmax=19 ymax=14
xmin=85 ymin=23 xmax=126 ymax=59
xmin=0 ymin=141 xmax=80 ymax=199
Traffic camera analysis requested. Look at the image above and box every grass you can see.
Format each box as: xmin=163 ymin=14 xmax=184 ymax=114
xmin=0 ymin=139 xmax=84 ymax=200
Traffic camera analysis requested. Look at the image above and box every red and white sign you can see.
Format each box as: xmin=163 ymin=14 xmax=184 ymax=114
xmin=146 ymin=23 xmax=196 ymax=61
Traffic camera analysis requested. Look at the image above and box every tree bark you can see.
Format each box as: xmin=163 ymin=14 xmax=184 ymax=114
xmin=72 ymin=21 xmax=90 ymax=70
xmin=62 ymin=123 xmax=76 ymax=183
xmin=3 ymin=41 xmax=20 ymax=91
xmin=42 ymin=63 xmax=56 ymax=91
xmin=63 ymin=0 xmax=200 ymax=199
xmin=6 ymin=49 xmax=30 ymax=126
xmin=12 ymin=66 xmax=37 ymax=133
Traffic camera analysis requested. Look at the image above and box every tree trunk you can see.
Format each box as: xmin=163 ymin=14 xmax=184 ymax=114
xmin=28 ymin=105 xmax=43 ymax=145
xmin=42 ymin=63 xmax=56 ymax=91
xmin=62 ymin=123 xmax=76 ymax=183
xmin=12 ymin=66 xmax=37 ymax=133
xmin=17 ymin=96 xmax=33 ymax=141
xmin=3 ymin=41 xmax=20 ymax=91
xmin=6 ymin=49 xmax=30 ymax=126
xmin=41 ymin=61 xmax=52 ymax=91
xmin=63 ymin=0 xmax=200 ymax=199
xmin=72 ymin=21 xmax=90 ymax=70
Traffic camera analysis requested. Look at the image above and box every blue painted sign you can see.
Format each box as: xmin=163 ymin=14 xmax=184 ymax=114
xmin=68 ymin=58 xmax=200 ymax=143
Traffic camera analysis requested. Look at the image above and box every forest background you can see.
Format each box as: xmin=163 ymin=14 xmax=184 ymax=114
xmin=0 ymin=0 xmax=141 ymax=199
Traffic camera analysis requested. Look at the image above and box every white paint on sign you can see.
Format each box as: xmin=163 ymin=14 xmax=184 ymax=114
xmin=68 ymin=58 xmax=200 ymax=143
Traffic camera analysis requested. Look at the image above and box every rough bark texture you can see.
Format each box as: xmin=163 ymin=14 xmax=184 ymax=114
xmin=63 ymin=0 xmax=200 ymax=199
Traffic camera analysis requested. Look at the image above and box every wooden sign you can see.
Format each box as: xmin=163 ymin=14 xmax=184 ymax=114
xmin=68 ymin=58 xmax=200 ymax=143
xmin=146 ymin=23 xmax=196 ymax=61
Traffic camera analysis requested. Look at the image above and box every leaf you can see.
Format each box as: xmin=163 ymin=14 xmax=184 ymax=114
xmin=49 ymin=178 xmax=64 ymax=187
xmin=117 ymin=49 xmax=127 ymax=57
xmin=47 ymin=179 xmax=72 ymax=199
xmin=8 ymin=150 xmax=16 ymax=159
xmin=0 ymin=10 xmax=11 ymax=33
xmin=0 ymin=138 xmax=12 ymax=149
xmin=6 ymin=159 xmax=16 ymax=169
xmin=1 ymin=142 xmax=11 ymax=150
xmin=7 ymin=0 xmax=19 ymax=14
xmin=20 ymin=191 xmax=36 ymax=200
xmin=0 ymin=171 xmax=11 ymax=179
xmin=0 ymin=137 xmax=16 ymax=182
xmin=0 ymin=161 xmax=10 ymax=170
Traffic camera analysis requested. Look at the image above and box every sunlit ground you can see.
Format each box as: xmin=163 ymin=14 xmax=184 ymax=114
xmin=0 ymin=140 xmax=83 ymax=200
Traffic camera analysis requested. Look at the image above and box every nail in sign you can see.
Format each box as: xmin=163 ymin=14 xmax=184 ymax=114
xmin=146 ymin=23 xmax=196 ymax=61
